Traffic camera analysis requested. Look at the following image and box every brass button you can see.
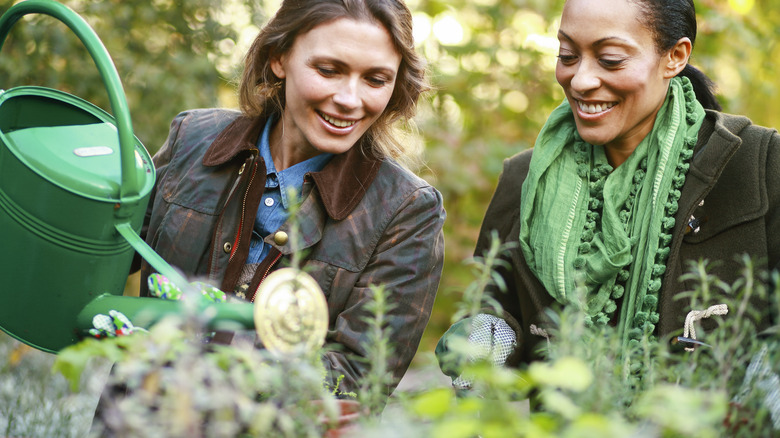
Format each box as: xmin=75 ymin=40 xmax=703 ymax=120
xmin=223 ymin=242 xmax=232 ymax=253
xmin=273 ymin=231 xmax=289 ymax=245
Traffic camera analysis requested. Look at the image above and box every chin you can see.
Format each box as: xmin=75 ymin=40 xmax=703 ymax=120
xmin=585 ymin=138 xmax=609 ymax=147
xmin=312 ymin=140 xmax=356 ymax=155
xmin=576 ymin=131 xmax=610 ymax=147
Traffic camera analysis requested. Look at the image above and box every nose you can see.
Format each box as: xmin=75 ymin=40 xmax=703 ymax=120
xmin=569 ymin=59 xmax=601 ymax=93
xmin=332 ymin=77 xmax=360 ymax=110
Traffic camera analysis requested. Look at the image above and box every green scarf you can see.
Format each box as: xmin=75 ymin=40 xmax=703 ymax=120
xmin=519 ymin=76 xmax=705 ymax=347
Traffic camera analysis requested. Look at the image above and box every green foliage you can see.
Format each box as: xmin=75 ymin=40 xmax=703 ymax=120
xmin=358 ymin=285 xmax=397 ymax=415
xmin=0 ymin=0 xmax=269 ymax=154
xmin=451 ymin=230 xmax=516 ymax=323
xmin=398 ymin=256 xmax=780 ymax=437
xmin=1 ymin=0 xmax=778 ymax=351
xmin=3 ymin=245 xmax=780 ymax=436
xmin=413 ymin=1 xmax=568 ymax=316
xmin=423 ymin=236 xmax=780 ymax=437
xmin=54 ymin=316 xmax=339 ymax=437
xmin=53 ymin=331 xmax=137 ymax=392
xmin=1 ymin=1 xmax=780 ymax=435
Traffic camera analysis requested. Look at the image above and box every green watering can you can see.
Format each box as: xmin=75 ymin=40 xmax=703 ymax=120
xmin=0 ymin=0 xmax=261 ymax=354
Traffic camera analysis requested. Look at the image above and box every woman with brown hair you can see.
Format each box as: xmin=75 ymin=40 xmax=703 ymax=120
xmin=140 ymin=0 xmax=445 ymax=399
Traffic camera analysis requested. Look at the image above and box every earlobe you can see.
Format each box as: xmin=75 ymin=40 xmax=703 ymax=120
xmin=270 ymin=55 xmax=286 ymax=79
xmin=664 ymin=37 xmax=692 ymax=79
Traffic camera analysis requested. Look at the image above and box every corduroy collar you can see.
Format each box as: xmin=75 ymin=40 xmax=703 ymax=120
xmin=201 ymin=113 xmax=382 ymax=221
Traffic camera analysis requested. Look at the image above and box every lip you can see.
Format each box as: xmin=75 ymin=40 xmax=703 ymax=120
xmin=317 ymin=111 xmax=360 ymax=134
xmin=573 ymin=98 xmax=617 ymax=121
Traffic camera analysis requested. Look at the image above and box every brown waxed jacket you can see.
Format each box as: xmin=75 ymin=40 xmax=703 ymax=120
xmin=140 ymin=108 xmax=446 ymax=396
xmin=475 ymin=110 xmax=780 ymax=366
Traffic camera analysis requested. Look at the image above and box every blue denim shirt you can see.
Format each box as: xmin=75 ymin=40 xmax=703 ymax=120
xmin=246 ymin=117 xmax=333 ymax=264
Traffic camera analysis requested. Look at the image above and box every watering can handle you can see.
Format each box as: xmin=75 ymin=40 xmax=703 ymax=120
xmin=0 ymin=0 xmax=140 ymax=199
xmin=0 ymin=1 xmax=192 ymax=288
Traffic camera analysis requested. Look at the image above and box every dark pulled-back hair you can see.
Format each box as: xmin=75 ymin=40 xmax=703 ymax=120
xmin=631 ymin=0 xmax=722 ymax=110
xmin=239 ymin=0 xmax=429 ymax=165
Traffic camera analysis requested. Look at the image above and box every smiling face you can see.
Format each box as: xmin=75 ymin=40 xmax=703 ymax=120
xmin=269 ymin=18 xmax=401 ymax=169
xmin=555 ymin=0 xmax=685 ymax=165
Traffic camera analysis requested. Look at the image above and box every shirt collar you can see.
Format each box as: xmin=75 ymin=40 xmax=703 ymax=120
xmin=202 ymin=112 xmax=382 ymax=220
xmin=258 ymin=116 xmax=277 ymax=175
xmin=257 ymin=116 xmax=332 ymax=209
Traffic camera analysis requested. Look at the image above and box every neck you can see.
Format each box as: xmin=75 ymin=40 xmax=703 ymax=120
xmin=604 ymin=97 xmax=668 ymax=167
xmin=604 ymin=145 xmax=634 ymax=168
xmin=603 ymin=129 xmax=650 ymax=168
xmin=269 ymin=117 xmax=317 ymax=171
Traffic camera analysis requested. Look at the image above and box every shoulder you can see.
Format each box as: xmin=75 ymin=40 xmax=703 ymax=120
xmin=367 ymin=159 xmax=444 ymax=217
xmin=505 ymin=147 xmax=535 ymax=167
xmin=487 ymin=148 xmax=534 ymax=209
xmin=169 ymin=108 xmax=243 ymax=141
xmin=375 ymin=159 xmax=442 ymax=199
xmin=156 ymin=108 xmax=243 ymax=167
xmin=500 ymin=148 xmax=534 ymax=185
xmin=153 ymin=109 xmax=244 ymax=199
xmin=702 ymin=110 xmax=779 ymax=151
xmin=692 ymin=111 xmax=779 ymax=182
xmin=474 ymin=148 xmax=534 ymax=248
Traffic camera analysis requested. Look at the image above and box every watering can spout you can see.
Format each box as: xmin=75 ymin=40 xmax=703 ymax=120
xmin=115 ymin=223 xmax=192 ymax=289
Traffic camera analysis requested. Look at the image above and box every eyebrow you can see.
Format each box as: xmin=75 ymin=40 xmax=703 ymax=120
xmin=557 ymin=29 xmax=634 ymax=48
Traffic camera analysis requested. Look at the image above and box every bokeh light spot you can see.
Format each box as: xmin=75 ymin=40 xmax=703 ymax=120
xmin=503 ymin=90 xmax=529 ymax=113
xmin=728 ymin=0 xmax=755 ymax=15
xmin=412 ymin=12 xmax=432 ymax=45
xmin=433 ymin=15 xmax=465 ymax=46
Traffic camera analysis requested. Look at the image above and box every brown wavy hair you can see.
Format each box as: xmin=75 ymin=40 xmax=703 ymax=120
xmin=239 ymin=0 xmax=429 ymax=167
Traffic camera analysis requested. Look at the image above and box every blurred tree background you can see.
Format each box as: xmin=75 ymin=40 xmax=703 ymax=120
xmin=1 ymin=0 xmax=778 ymax=364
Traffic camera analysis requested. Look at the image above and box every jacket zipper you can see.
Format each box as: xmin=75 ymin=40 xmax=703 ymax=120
xmin=208 ymin=160 xmax=250 ymax=281
xmin=251 ymin=251 xmax=282 ymax=302
xmin=229 ymin=161 xmax=258 ymax=263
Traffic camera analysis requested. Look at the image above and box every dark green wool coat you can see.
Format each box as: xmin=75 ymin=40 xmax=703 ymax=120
xmin=476 ymin=110 xmax=780 ymax=366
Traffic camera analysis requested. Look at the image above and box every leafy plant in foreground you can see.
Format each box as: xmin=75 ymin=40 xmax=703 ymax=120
xmin=43 ymin=245 xmax=780 ymax=437
xmin=54 ymin=312 xmax=339 ymax=437
xmin=392 ymin=250 xmax=780 ymax=438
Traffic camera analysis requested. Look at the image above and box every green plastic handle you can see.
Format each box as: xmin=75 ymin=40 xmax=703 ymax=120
xmin=76 ymin=294 xmax=256 ymax=335
xmin=0 ymin=0 xmax=140 ymax=199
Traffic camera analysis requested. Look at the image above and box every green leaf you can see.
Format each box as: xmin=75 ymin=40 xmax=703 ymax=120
xmin=528 ymin=356 xmax=593 ymax=392
xmin=561 ymin=413 xmax=636 ymax=438
xmin=539 ymin=389 xmax=580 ymax=420
xmin=411 ymin=387 xmax=454 ymax=419
xmin=633 ymin=385 xmax=728 ymax=437
xmin=52 ymin=337 xmax=124 ymax=391
xmin=432 ymin=417 xmax=481 ymax=438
